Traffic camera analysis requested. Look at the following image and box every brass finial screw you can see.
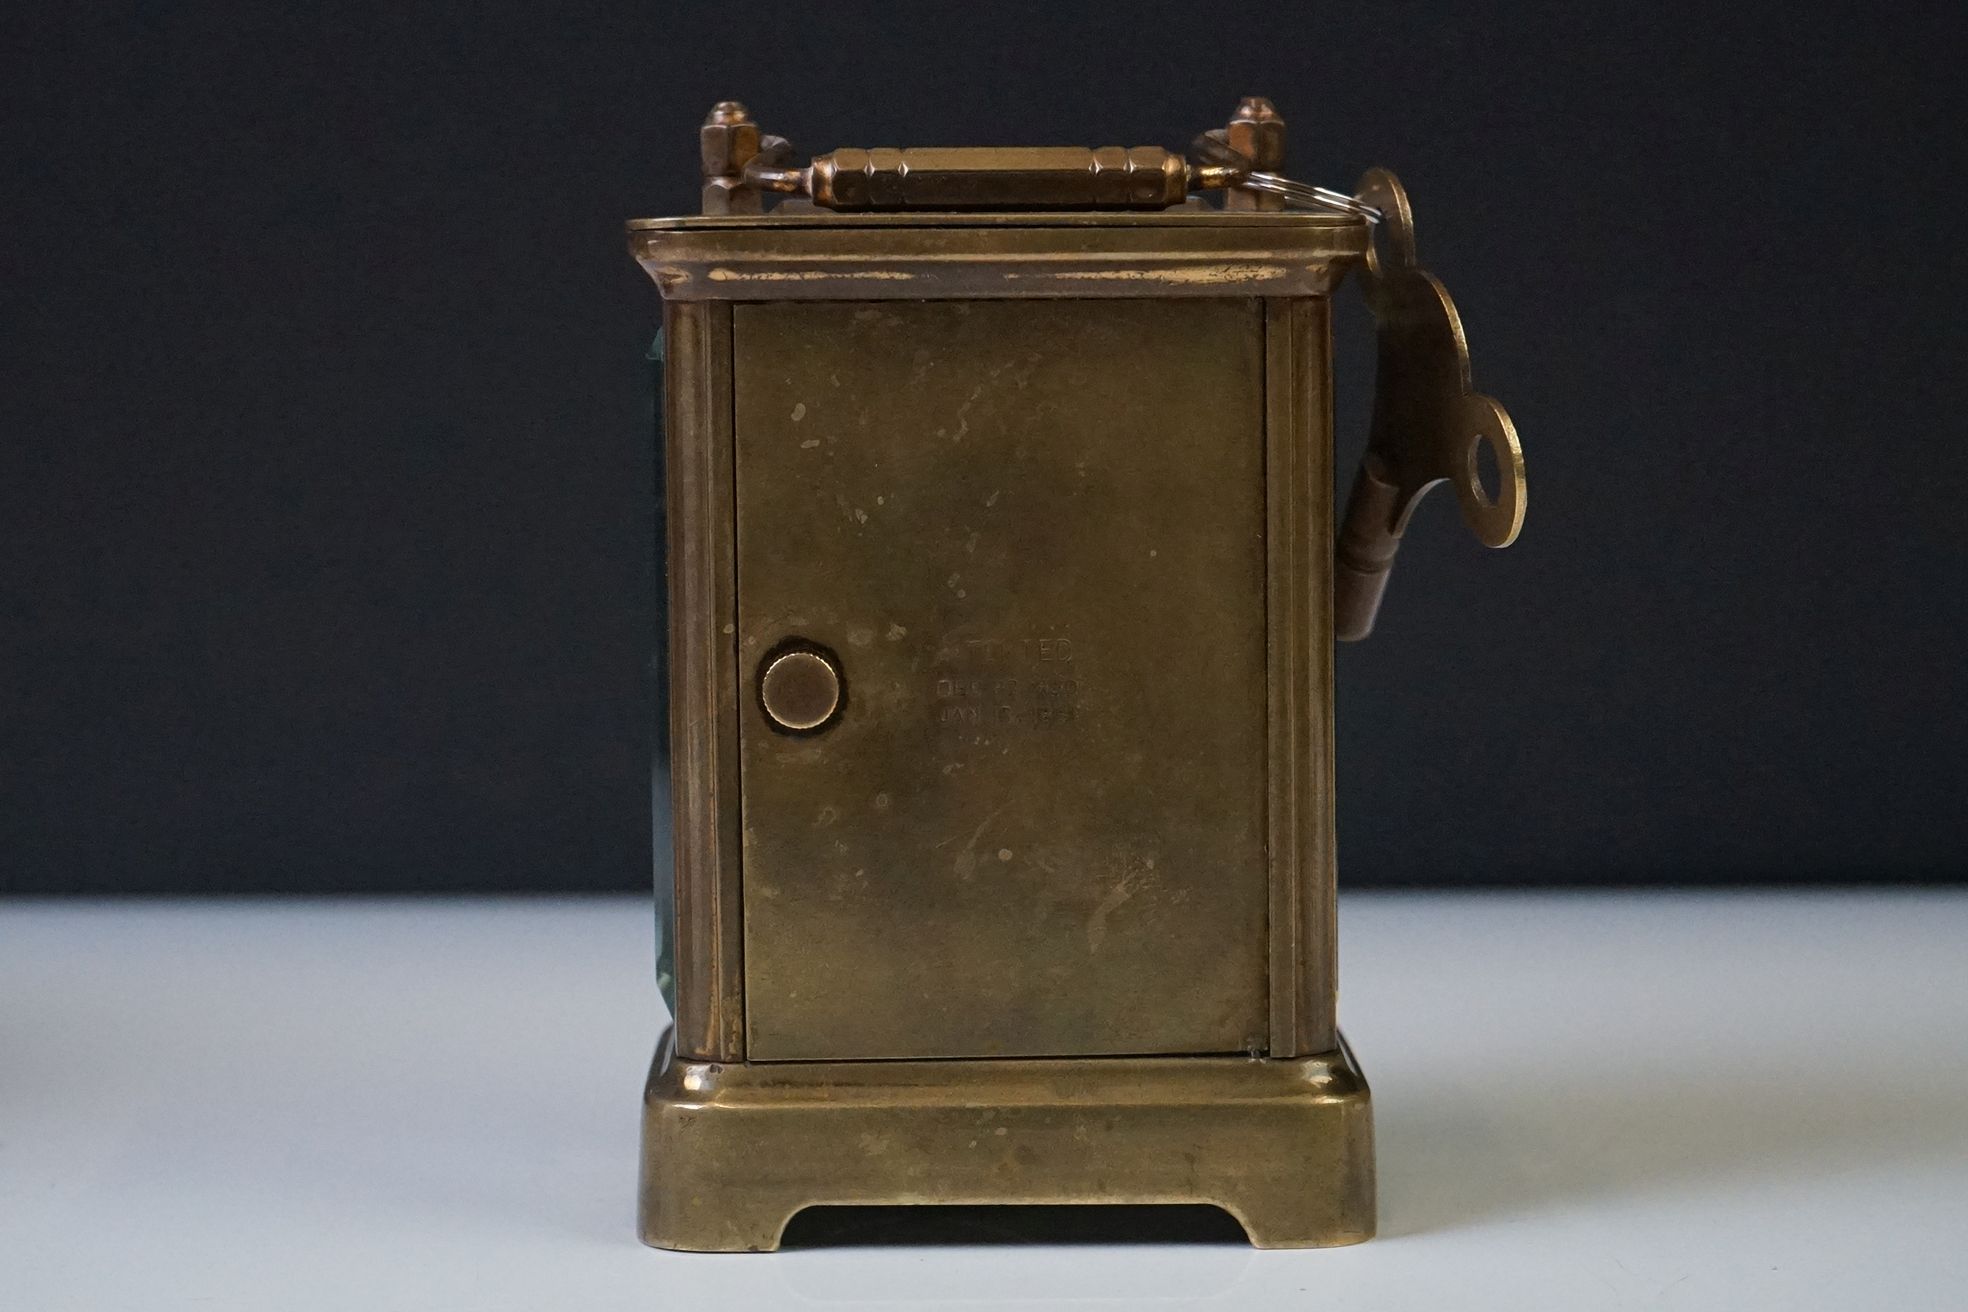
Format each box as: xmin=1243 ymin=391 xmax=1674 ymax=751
xmin=1232 ymin=96 xmax=1281 ymax=125
xmin=701 ymin=101 xmax=763 ymax=214
xmin=1225 ymin=97 xmax=1286 ymax=211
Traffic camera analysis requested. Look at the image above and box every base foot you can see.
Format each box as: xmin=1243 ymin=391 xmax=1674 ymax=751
xmin=639 ymin=1040 xmax=1374 ymax=1251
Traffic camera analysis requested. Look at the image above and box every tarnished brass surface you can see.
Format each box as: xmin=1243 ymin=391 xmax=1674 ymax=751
xmin=632 ymin=94 xmax=1527 ymax=1252
xmin=640 ymin=1041 xmax=1375 ymax=1252
xmin=697 ymin=100 xmax=1299 ymax=214
xmin=1264 ymin=298 xmax=1337 ymax=1058
xmin=644 ymin=215 xmax=1355 ymax=1071
xmin=809 ymin=145 xmax=1191 ymax=211
xmin=630 ymin=210 xmax=1366 ymax=302
xmin=659 ymin=299 xmax=744 ymax=1061
xmin=734 ymin=298 xmax=1271 ymax=1062
xmin=1333 ymin=168 xmax=1527 ymax=640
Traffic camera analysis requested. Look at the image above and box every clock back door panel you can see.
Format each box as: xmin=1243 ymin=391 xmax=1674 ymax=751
xmin=734 ymin=298 xmax=1270 ymax=1061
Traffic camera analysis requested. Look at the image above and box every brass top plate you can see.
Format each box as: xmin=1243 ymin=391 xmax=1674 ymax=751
xmin=735 ymin=298 xmax=1271 ymax=1061
xmin=629 ymin=211 xmax=1367 ymax=301
xmin=628 ymin=211 xmax=1361 ymax=230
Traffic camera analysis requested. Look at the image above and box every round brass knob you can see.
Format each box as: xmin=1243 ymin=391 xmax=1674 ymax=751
xmin=758 ymin=646 xmax=843 ymax=733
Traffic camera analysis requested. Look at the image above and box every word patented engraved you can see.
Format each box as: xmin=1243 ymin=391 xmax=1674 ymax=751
xmin=938 ymin=636 xmax=1074 ymax=667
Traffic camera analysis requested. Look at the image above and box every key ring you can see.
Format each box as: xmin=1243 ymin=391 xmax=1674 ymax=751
xmin=1238 ymin=172 xmax=1384 ymax=224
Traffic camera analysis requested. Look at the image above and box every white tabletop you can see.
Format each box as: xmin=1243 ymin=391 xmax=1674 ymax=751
xmin=5 ymin=891 xmax=1964 ymax=1310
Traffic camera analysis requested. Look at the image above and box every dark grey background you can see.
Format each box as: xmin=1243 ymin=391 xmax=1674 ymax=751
xmin=3 ymin=3 xmax=1962 ymax=894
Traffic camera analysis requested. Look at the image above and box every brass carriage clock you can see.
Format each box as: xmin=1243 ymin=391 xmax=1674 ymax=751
xmin=630 ymin=97 xmax=1526 ymax=1250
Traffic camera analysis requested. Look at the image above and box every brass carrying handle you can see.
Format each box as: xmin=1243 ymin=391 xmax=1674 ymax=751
xmin=745 ymin=142 xmax=1386 ymax=216
xmin=1334 ymin=168 xmax=1526 ymax=641
xmin=697 ymin=99 xmax=1377 ymax=216
xmin=761 ymin=144 xmax=1201 ymax=211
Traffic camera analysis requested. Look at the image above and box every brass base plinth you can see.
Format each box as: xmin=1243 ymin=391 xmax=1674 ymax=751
xmin=638 ymin=1038 xmax=1374 ymax=1251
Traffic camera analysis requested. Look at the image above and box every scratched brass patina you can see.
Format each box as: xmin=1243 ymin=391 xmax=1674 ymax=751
xmin=736 ymin=298 xmax=1269 ymax=1061
xmin=644 ymin=1047 xmax=1375 ymax=1253
xmin=630 ymin=97 xmax=1525 ymax=1251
